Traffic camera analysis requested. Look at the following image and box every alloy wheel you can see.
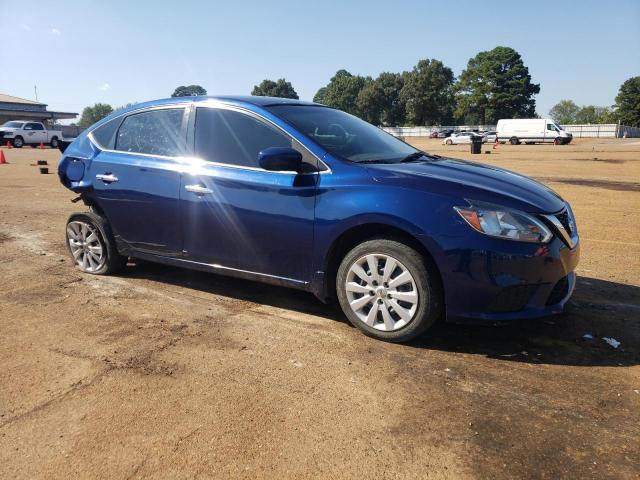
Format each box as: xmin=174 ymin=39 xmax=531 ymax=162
xmin=66 ymin=221 xmax=106 ymax=272
xmin=345 ymin=253 xmax=419 ymax=331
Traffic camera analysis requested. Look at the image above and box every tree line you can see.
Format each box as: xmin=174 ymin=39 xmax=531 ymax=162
xmin=549 ymin=77 xmax=640 ymax=126
xmin=76 ymin=51 xmax=640 ymax=128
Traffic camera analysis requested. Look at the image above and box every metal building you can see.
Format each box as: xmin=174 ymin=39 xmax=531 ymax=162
xmin=0 ymin=93 xmax=77 ymax=126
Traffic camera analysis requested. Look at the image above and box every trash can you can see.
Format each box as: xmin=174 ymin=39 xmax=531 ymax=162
xmin=470 ymin=136 xmax=482 ymax=154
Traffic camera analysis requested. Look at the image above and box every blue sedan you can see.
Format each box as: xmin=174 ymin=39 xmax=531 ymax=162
xmin=58 ymin=96 xmax=579 ymax=342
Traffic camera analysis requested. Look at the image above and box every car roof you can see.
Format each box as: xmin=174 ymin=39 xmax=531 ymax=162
xmin=125 ymin=95 xmax=321 ymax=110
xmin=107 ymin=95 xmax=325 ymax=119
xmin=211 ymin=95 xmax=319 ymax=107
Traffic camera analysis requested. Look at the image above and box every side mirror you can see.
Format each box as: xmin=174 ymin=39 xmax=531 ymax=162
xmin=258 ymin=147 xmax=303 ymax=173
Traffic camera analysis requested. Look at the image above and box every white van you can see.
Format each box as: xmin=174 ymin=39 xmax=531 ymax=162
xmin=496 ymin=118 xmax=573 ymax=145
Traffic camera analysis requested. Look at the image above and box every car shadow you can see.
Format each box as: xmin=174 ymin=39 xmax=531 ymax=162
xmin=121 ymin=262 xmax=640 ymax=367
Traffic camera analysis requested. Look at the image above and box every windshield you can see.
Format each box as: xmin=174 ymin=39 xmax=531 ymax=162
xmin=266 ymin=105 xmax=417 ymax=163
xmin=2 ymin=121 xmax=24 ymax=128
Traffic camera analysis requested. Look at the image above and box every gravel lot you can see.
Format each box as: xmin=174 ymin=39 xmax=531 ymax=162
xmin=0 ymin=139 xmax=638 ymax=479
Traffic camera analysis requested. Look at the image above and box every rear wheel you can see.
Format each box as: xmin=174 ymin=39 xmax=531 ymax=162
xmin=509 ymin=137 xmax=520 ymax=145
xmin=50 ymin=137 xmax=59 ymax=149
xmin=336 ymin=239 xmax=442 ymax=342
xmin=65 ymin=212 xmax=126 ymax=275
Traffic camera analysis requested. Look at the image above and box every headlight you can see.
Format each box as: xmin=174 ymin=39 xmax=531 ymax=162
xmin=454 ymin=202 xmax=552 ymax=243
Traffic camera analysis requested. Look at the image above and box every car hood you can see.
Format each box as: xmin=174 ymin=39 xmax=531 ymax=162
xmin=366 ymin=157 xmax=565 ymax=213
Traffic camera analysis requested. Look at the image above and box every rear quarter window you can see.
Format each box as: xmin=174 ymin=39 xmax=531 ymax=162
xmin=116 ymin=108 xmax=186 ymax=156
xmin=91 ymin=117 xmax=122 ymax=149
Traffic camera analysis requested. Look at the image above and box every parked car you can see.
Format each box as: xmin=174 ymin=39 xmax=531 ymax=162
xmin=0 ymin=121 xmax=62 ymax=148
xmin=435 ymin=129 xmax=454 ymax=138
xmin=496 ymin=118 xmax=573 ymax=145
xmin=482 ymin=131 xmax=497 ymax=143
xmin=58 ymin=96 xmax=579 ymax=343
xmin=442 ymin=132 xmax=482 ymax=145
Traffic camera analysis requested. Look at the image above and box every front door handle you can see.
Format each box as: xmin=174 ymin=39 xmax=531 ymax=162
xmin=185 ymin=184 xmax=213 ymax=195
xmin=96 ymin=173 xmax=119 ymax=183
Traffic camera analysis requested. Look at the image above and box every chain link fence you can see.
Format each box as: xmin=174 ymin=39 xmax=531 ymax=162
xmin=382 ymin=124 xmax=640 ymax=138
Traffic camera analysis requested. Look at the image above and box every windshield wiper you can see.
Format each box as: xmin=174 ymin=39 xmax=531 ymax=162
xmin=400 ymin=151 xmax=439 ymax=163
xmin=355 ymin=159 xmax=396 ymax=164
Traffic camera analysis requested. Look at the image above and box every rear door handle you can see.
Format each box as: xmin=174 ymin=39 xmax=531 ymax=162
xmin=96 ymin=173 xmax=118 ymax=183
xmin=185 ymin=184 xmax=213 ymax=195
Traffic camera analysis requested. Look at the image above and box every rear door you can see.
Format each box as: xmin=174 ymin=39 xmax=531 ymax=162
xmin=87 ymin=106 xmax=188 ymax=256
xmin=180 ymin=106 xmax=319 ymax=282
xmin=31 ymin=123 xmax=47 ymax=143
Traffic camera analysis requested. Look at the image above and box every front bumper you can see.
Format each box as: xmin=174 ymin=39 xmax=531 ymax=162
xmin=431 ymin=234 xmax=580 ymax=323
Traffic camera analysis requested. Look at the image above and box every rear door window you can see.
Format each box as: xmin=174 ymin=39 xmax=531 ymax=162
xmin=116 ymin=108 xmax=186 ymax=156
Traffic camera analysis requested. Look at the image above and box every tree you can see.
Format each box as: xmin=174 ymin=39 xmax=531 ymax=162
xmin=313 ymin=70 xmax=369 ymax=116
xmin=356 ymin=72 xmax=406 ymax=126
xmin=171 ymin=85 xmax=207 ymax=97
xmin=400 ymin=59 xmax=455 ymax=125
xmin=614 ymin=76 xmax=640 ymax=127
xmin=251 ymin=78 xmax=298 ymax=99
xmin=455 ymin=46 xmax=540 ymax=124
xmin=549 ymin=100 xmax=579 ymax=124
xmin=78 ymin=103 xmax=113 ymax=128
xmin=575 ymin=105 xmax=611 ymax=124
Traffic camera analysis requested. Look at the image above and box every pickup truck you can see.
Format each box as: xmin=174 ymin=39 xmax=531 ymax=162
xmin=0 ymin=121 xmax=62 ymax=148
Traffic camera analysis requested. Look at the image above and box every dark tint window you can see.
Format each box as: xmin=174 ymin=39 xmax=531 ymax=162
xmin=266 ymin=105 xmax=416 ymax=163
xmin=92 ymin=117 xmax=122 ymax=149
xmin=195 ymin=108 xmax=292 ymax=168
xmin=28 ymin=123 xmax=44 ymax=130
xmin=116 ymin=108 xmax=185 ymax=156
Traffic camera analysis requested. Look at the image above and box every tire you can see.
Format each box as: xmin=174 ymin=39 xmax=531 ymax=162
xmin=65 ymin=212 xmax=127 ymax=275
xmin=554 ymin=137 xmax=561 ymax=145
xmin=336 ymin=239 xmax=442 ymax=343
xmin=445 ymin=139 xmax=452 ymax=145
xmin=13 ymin=136 xmax=23 ymax=148
xmin=509 ymin=137 xmax=519 ymax=145
xmin=50 ymin=137 xmax=59 ymax=149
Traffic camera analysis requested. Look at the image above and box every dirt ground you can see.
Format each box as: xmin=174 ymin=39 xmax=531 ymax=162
xmin=0 ymin=138 xmax=638 ymax=479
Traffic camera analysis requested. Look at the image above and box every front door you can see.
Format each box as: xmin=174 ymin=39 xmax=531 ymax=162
xmin=24 ymin=123 xmax=44 ymax=144
xmin=545 ymin=122 xmax=559 ymax=143
xmin=88 ymin=107 xmax=188 ymax=256
xmin=181 ymin=106 xmax=318 ymax=282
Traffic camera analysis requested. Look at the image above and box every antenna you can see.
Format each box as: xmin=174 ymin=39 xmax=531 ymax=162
xmin=34 ymin=85 xmax=38 ymax=102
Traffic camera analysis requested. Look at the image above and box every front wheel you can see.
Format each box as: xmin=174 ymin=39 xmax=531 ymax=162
xmin=65 ymin=212 xmax=127 ymax=275
xmin=509 ymin=137 xmax=520 ymax=145
xmin=13 ymin=136 xmax=24 ymax=148
xmin=445 ymin=139 xmax=452 ymax=145
xmin=336 ymin=239 xmax=442 ymax=342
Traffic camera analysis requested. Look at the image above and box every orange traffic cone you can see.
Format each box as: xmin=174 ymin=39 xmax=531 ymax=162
xmin=38 ymin=142 xmax=45 ymax=149
xmin=5 ymin=141 xmax=12 ymax=149
xmin=0 ymin=150 xmax=7 ymax=164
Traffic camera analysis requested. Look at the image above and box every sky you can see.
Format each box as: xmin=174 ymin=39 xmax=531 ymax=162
xmin=1 ymin=0 xmax=638 ymax=123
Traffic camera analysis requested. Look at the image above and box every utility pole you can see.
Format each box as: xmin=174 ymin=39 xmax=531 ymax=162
xmin=34 ymin=85 xmax=38 ymax=102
